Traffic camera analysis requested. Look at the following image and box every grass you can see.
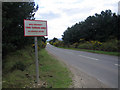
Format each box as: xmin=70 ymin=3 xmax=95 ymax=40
xmin=38 ymin=49 xmax=72 ymax=88
xmin=2 ymin=46 xmax=72 ymax=88
xmin=58 ymin=46 xmax=119 ymax=56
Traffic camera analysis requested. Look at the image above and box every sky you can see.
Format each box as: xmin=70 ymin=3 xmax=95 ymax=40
xmin=34 ymin=0 xmax=119 ymax=39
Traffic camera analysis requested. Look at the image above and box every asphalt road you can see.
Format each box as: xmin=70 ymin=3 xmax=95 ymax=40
xmin=46 ymin=44 xmax=119 ymax=88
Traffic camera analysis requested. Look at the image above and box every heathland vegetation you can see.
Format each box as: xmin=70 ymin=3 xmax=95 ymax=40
xmin=49 ymin=10 xmax=120 ymax=55
xmin=3 ymin=43 xmax=72 ymax=88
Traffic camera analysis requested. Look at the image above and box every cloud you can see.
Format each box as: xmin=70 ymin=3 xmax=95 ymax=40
xmin=35 ymin=12 xmax=61 ymax=20
xmin=34 ymin=0 xmax=118 ymax=39
xmin=62 ymin=7 xmax=94 ymax=16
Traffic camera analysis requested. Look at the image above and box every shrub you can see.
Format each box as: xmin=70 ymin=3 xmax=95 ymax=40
xmin=79 ymin=38 xmax=85 ymax=43
xmin=2 ymin=43 xmax=17 ymax=58
xmin=53 ymin=42 xmax=57 ymax=46
xmin=78 ymin=41 xmax=102 ymax=50
xmin=52 ymin=41 xmax=64 ymax=47
xmin=11 ymin=61 xmax=26 ymax=71
xmin=71 ymin=42 xmax=79 ymax=48
xmin=99 ymin=39 xmax=118 ymax=52
xmin=41 ymin=41 xmax=47 ymax=48
xmin=78 ymin=39 xmax=118 ymax=52
xmin=58 ymin=41 xmax=64 ymax=47
xmin=32 ymin=41 xmax=46 ymax=51
xmin=90 ymin=41 xmax=102 ymax=50
xmin=78 ymin=42 xmax=92 ymax=49
xmin=49 ymin=41 xmax=53 ymax=45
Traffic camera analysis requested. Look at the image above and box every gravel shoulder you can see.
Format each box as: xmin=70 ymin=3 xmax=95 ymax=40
xmin=46 ymin=49 xmax=109 ymax=88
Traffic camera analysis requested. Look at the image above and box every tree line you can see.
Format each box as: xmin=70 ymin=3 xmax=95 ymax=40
xmin=2 ymin=2 xmax=47 ymax=58
xmin=62 ymin=10 xmax=119 ymax=44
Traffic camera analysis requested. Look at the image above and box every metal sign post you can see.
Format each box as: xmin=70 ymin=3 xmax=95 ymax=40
xmin=24 ymin=19 xmax=47 ymax=86
xmin=35 ymin=37 xmax=39 ymax=84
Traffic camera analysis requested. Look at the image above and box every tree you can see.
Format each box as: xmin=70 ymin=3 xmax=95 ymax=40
xmin=2 ymin=2 xmax=38 ymax=57
xmin=62 ymin=10 xmax=119 ymax=44
xmin=52 ymin=37 xmax=58 ymax=43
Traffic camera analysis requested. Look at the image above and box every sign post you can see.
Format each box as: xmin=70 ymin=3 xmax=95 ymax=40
xmin=34 ymin=36 xmax=39 ymax=84
xmin=24 ymin=19 xmax=47 ymax=85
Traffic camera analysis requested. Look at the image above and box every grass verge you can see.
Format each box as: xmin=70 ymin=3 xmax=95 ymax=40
xmin=58 ymin=47 xmax=119 ymax=56
xmin=38 ymin=49 xmax=72 ymax=88
xmin=2 ymin=46 xmax=72 ymax=88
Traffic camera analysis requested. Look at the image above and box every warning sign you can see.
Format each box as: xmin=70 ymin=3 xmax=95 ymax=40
xmin=24 ymin=19 xmax=47 ymax=36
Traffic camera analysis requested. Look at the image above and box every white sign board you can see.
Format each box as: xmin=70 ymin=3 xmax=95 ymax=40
xmin=24 ymin=19 xmax=47 ymax=36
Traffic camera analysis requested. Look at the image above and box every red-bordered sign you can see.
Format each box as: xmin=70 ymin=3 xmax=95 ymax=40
xmin=24 ymin=19 xmax=48 ymax=36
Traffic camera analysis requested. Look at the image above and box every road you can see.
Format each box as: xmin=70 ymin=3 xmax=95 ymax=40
xmin=46 ymin=44 xmax=119 ymax=88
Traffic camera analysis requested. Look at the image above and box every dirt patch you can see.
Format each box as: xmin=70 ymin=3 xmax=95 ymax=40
xmin=46 ymin=49 xmax=109 ymax=88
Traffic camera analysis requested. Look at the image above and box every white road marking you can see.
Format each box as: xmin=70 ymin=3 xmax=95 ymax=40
xmin=114 ymin=64 xmax=120 ymax=66
xmin=67 ymin=52 xmax=74 ymax=54
xmin=78 ymin=55 xmax=99 ymax=60
xmin=97 ymin=79 xmax=102 ymax=82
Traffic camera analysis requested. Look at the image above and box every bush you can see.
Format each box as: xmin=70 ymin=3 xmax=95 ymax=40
xmin=90 ymin=41 xmax=102 ymax=50
xmin=99 ymin=39 xmax=118 ymax=52
xmin=78 ymin=39 xmax=118 ymax=52
xmin=49 ymin=41 xmax=54 ymax=45
xmin=71 ymin=42 xmax=79 ymax=48
xmin=41 ymin=41 xmax=47 ymax=48
xmin=32 ymin=41 xmax=46 ymax=51
xmin=79 ymin=38 xmax=85 ymax=43
xmin=32 ymin=44 xmax=40 ymax=51
xmin=3 ymin=46 xmax=34 ymax=75
xmin=12 ymin=61 xmax=26 ymax=71
xmin=78 ymin=42 xmax=92 ymax=49
xmin=2 ymin=43 xmax=17 ymax=58
xmin=52 ymin=41 xmax=64 ymax=47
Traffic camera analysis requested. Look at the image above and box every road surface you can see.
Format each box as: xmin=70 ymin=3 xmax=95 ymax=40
xmin=46 ymin=44 xmax=119 ymax=88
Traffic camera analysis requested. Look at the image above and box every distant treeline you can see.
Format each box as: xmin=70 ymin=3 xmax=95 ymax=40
xmin=62 ymin=10 xmax=120 ymax=44
xmin=49 ymin=10 xmax=119 ymax=52
xmin=2 ymin=2 xmax=47 ymax=58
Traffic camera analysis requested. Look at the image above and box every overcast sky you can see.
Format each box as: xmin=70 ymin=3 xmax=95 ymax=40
xmin=34 ymin=0 xmax=118 ymax=39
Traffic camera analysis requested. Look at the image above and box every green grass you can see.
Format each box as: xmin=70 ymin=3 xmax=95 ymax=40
xmin=38 ymin=49 xmax=72 ymax=88
xmin=58 ymin=46 xmax=119 ymax=56
xmin=2 ymin=46 xmax=72 ymax=88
